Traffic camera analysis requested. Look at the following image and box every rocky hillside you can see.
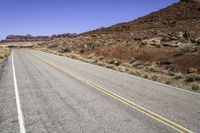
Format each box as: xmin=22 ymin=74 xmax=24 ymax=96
xmin=31 ymin=0 xmax=200 ymax=90
xmin=46 ymin=0 xmax=200 ymax=70
xmin=82 ymin=0 xmax=200 ymax=38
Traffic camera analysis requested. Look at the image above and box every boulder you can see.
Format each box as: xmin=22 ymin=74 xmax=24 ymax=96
xmin=185 ymin=74 xmax=196 ymax=82
xmin=163 ymin=41 xmax=181 ymax=47
xmin=136 ymin=64 xmax=145 ymax=69
xmin=131 ymin=61 xmax=143 ymax=67
xmin=167 ymin=32 xmax=179 ymax=41
xmin=183 ymin=31 xmax=198 ymax=42
xmin=109 ymin=59 xmax=121 ymax=66
xmin=79 ymin=48 xmax=88 ymax=53
xmin=141 ymin=37 xmax=162 ymax=46
xmin=168 ymin=71 xmax=175 ymax=76
xmin=174 ymin=73 xmax=183 ymax=79
xmin=161 ymin=36 xmax=171 ymax=42
xmin=61 ymin=46 xmax=71 ymax=52
xmin=149 ymin=66 xmax=162 ymax=73
xmin=174 ymin=45 xmax=194 ymax=56
xmin=129 ymin=58 xmax=136 ymax=64
xmin=159 ymin=58 xmax=172 ymax=65
xmin=196 ymin=38 xmax=200 ymax=45
xmin=187 ymin=67 xmax=198 ymax=74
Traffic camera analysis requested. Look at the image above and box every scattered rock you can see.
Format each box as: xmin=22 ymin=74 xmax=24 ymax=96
xmin=131 ymin=61 xmax=143 ymax=67
xmin=185 ymin=75 xmax=196 ymax=82
xmin=159 ymin=58 xmax=172 ymax=65
xmin=195 ymin=75 xmax=200 ymax=81
xmin=61 ymin=46 xmax=71 ymax=53
xmin=153 ymin=67 xmax=162 ymax=73
xmin=91 ymin=44 xmax=100 ymax=50
xmin=186 ymin=74 xmax=200 ymax=82
xmin=141 ymin=37 xmax=162 ymax=46
xmin=129 ymin=58 xmax=136 ymax=64
xmin=168 ymin=71 xmax=175 ymax=76
xmin=161 ymin=36 xmax=171 ymax=42
xmin=79 ymin=47 xmax=88 ymax=53
xmin=196 ymin=38 xmax=200 ymax=45
xmin=119 ymin=66 xmax=127 ymax=72
xmin=149 ymin=65 xmax=162 ymax=73
xmin=174 ymin=45 xmax=194 ymax=56
xmin=133 ymin=37 xmax=141 ymax=41
xmin=174 ymin=73 xmax=183 ymax=79
xmin=109 ymin=59 xmax=121 ymax=66
xmin=87 ymin=53 xmax=95 ymax=59
xmin=167 ymin=32 xmax=179 ymax=40
xmin=98 ymin=56 xmax=104 ymax=60
xmin=163 ymin=41 xmax=181 ymax=47
xmin=183 ymin=31 xmax=198 ymax=42
xmin=136 ymin=64 xmax=145 ymax=69
xmin=187 ymin=67 xmax=198 ymax=74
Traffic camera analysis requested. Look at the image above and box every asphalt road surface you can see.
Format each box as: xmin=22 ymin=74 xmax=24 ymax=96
xmin=0 ymin=49 xmax=200 ymax=133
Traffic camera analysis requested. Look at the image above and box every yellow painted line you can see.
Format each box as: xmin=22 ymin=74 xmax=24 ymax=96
xmin=27 ymin=51 xmax=194 ymax=133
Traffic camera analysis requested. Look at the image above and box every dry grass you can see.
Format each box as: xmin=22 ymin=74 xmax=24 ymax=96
xmin=0 ymin=46 xmax=11 ymax=59
xmin=192 ymin=83 xmax=200 ymax=91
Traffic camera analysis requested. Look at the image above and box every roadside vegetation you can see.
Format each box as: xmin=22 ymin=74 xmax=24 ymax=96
xmin=32 ymin=45 xmax=200 ymax=92
xmin=0 ymin=46 xmax=11 ymax=59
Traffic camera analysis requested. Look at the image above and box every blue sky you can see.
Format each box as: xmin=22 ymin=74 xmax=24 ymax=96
xmin=0 ymin=0 xmax=178 ymax=40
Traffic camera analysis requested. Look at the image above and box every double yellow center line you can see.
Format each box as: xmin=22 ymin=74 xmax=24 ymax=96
xmin=27 ymin=51 xmax=194 ymax=133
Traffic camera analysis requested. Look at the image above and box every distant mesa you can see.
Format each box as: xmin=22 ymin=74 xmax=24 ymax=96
xmin=3 ymin=35 xmax=51 ymax=42
xmin=0 ymin=33 xmax=77 ymax=42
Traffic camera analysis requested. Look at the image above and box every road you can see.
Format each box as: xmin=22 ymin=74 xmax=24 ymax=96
xmin=0 ymin=49 xmax=200 ymax=133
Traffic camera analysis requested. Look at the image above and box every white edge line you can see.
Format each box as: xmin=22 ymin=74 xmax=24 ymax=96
xmin=12 ymin=52 xmax=26 ymax=133
xmin=139 ymin=76 xmax=200 ymax=96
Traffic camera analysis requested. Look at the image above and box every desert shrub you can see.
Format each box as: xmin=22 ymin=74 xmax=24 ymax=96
xmin=71 ymin=55 xmax=77 ymax=59
xmin=97 ymin=62 xmax=106 ymax=67
xmin=0 ymin=47 xmax=11 ymax=59
xmin=169 ymin=64 xmax=177 ymax=73
xmin=143 ymin=74 xmax=148 ymax=79
xmin=135 ymin=72 xmax=141 ymax=76
xmin=185 ymin=75 xmax=195 ymax=82
xmin=192 ymin=84 xmax=200 ymax=91
xmin=165 ymin=81 xmax=171 ymax=84
xmin=152 ymin=75 xmax=158 ymax=81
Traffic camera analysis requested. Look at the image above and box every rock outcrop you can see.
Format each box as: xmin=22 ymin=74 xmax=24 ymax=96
xmin=1 ymin=35 xmax=52 ymax=42
xmin=1 ymin=33 xmax=77 ymax=42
